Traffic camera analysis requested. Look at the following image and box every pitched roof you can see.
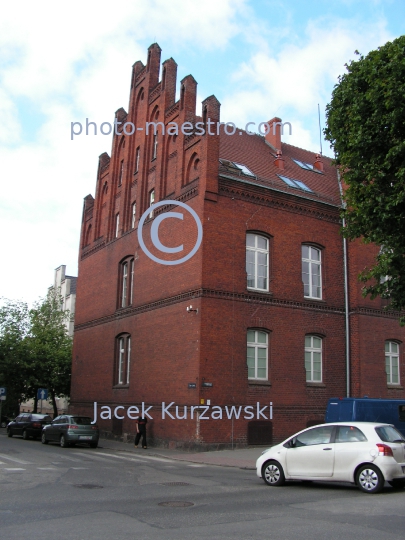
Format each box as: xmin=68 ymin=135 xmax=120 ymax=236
xmin=219 ymin=130 xmax=341 ymax=206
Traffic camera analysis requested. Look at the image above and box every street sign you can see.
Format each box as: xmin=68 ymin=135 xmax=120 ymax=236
xmin=0 ymin=387 xmax=6 ymax=401
xmin=37 ymin=388 xmax=48 ymax=400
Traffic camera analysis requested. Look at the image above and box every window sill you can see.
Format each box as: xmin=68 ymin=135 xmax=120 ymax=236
xmin=303 ymin=297 xmax=325 ymax=303
xmin=113 ymin=384 xmax=129 ymax=389
xmin=248 ymin=380 xmax=271 ymax=386
xmin=247 ymin=288 xmax=272 ymax=295
xmin=387 ymin=384 xmax=403 ymax=389
xmin=306 ymin=382 xmax=326 ymax=388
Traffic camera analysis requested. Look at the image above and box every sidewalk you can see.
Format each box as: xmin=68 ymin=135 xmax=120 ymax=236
xmin=98 ymin=437 xmax=263 ymax=470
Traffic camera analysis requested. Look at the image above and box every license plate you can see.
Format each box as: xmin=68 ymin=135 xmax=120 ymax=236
xmin=79 ymin=436 xmax=92 ymax=440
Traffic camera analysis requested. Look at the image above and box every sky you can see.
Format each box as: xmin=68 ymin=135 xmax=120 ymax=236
xmin=1 ymin=0 xmax=404 ymax=305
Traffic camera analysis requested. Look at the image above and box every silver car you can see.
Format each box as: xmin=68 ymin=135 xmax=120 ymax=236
xmin=41 ymin=415 xmax=99 ymax=448
xmin=256 ymin=422 xmax=405 ymax=493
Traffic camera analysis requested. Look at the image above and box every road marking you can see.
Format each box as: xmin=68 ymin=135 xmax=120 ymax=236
xmin=79 ymin=452 xmax=146 ymax=463
xmin=117 ymin=452 xmax=174 ymax=463
xmin=4 ymin=468 xmax=25 ymax=471
xmin=37 ymin=467 xmax=57 ymax=470
xmin=71 ymin=467 xmax=88 ymax=470
xmin=187 ymin=464 xmax=205 ymax=467
xmin=0 ymin=454 xmax=31 ymax=465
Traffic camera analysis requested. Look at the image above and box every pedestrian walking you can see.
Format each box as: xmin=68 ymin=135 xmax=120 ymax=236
xmin=134 ymin=417 xmax=147 ymax=449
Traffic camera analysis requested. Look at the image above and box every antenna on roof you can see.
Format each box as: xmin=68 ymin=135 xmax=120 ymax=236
xmin=318 ymin=103 xmax=323 ymax=156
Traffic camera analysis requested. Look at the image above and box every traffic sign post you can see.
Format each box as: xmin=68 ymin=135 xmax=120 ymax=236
xmin=37 ymin=388 xmax=48 ymax=414
xmin=0 ymin=387 xmax=6 ymax=422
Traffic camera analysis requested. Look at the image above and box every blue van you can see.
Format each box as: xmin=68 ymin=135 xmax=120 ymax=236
xmin=325 ymin=398 xmax=405 ymax=436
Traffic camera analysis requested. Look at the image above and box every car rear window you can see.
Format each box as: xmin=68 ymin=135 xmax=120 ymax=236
xmin=31 ymin=415 xmax=52 ymax=422
xmin=71 ymin=417 xmax=92 ymax=425
xmin=375 ymin=425 xmax=405 ymax=443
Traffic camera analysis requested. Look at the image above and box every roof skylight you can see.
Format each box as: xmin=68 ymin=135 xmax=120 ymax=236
xmin=292 ymin=158 xmax=322 ymax=174
xmin=219 ymin=159 xmax=255 ymax=177
xmin=278 ymin=175 xmax=313 ymax=192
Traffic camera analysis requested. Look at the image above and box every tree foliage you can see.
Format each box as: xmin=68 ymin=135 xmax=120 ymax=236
xmin=0 ymin=290 xmax=73 ymax=417
xmin=324 ymin=36 xmax=405 ymax=324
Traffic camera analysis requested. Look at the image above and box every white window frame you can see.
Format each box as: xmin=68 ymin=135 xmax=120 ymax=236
xmin=122 ymin=262 xmax=128 ymax=307
xmin=247 ymin=330 xmax=268 ymax=380
xmin=152 ymin=134 xmax=158 ymax=160
xmin=126 ymin=337 xmax=131 ymax=384
xmin=386 ymin=341 xmax=400 ymax=385
xmin=118 ymin=337 xmax=125 ymax=384
xmin=246 ymin=234 xmax=269 ymax=292
xmin=115 ymin=213 xmax=120 ymax=238
xmin=302 ymin=245 xmax=322 ymax=299
xmin=305 ymin=335 xmax=322 ymax=382
xmin=149 ymin=189 xmax=155 ymax=218
xmin=131 ymin=202 xmax=136 ymax=228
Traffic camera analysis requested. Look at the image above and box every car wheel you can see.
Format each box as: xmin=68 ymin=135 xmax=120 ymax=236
xmin=7 ymin=429 xmax=12 ymax=437
xmin=60 ymin=435 xmax=69 ymax=448
xmin=89 ymin=442 xmax=98 ymax=449
xmin=388 ymin=480 xmax=405 ymax=490
xmin=261 ymin=460 xmax=285 ymax=486
xmin=22 ymin=430 xmax=29 ymax=440
xmin=41 ymin=433 xmax=48 ymax=445
xmin=356 ymin=464 xmax=384 ymax=494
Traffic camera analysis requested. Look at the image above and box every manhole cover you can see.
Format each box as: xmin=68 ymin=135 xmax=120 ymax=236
xmin=73 ymin=484 xmax=104 ymax=489
xmin=158 ymin=501 xmax=194 ymax=507
xmin=160 ymin=482 xmax=191 ymax=486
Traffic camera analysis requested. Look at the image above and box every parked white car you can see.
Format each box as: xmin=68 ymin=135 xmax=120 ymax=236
xmin=256 ymin=422 xmax=405 ymax=494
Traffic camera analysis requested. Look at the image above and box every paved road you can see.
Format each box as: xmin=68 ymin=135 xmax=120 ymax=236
xmin=1 ymin=430 xmax=404 ymax=540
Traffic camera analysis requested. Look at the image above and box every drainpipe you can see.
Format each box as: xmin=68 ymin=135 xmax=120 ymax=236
xmin=337 ymin=169 xmax=350 ymax=397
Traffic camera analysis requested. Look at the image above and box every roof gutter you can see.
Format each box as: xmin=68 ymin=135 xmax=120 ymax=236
xmin=337 ymin=169 xmax=351 ymax=398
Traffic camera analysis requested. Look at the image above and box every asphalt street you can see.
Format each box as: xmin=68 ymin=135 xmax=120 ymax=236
xmin=0 ymin=430 xmax=404 ymax=540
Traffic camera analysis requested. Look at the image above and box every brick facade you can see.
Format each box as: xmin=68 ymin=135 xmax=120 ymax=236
xmin=70 ymin=43 xmax=405 ymax=448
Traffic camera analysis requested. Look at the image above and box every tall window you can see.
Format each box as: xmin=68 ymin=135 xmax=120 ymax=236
xmin=119 ymin=257 xmax=134 ymax=308
xmin=126 ymin=337 xmax=131 ymax=384
xmin=118 ymin=160 xmax=124 ymax=186
xmin=302 ymin=245 xmax=322 ymax=299
xmin=246 ymin=233 xmax=269 ymax=291
xmin=149 ymin=189 xmax=155 ymax=218
xmin=115 ymin=213 xmax=120 ymax=238
xmin=305 ymin=335 xmax=322 ymax=382
xmin=247 ymin=330 xmax=268 ymax=380
xmin=135 ymin=147 xmax=140 ymax=173
xmin=122 ymin=262 xmax=128 ymax=307
xmin=385 ymin=341 xmax=400 ymax=384
xmin=116 ymin=334 xmax=131 ymax=385
xmin=131 ymin=202 xmax=136 ymax=228
xmin=152 ymin=134 xmax=158 ymax=160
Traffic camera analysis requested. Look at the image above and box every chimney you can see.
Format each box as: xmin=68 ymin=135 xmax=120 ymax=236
xmin=314 ymin=153 xmax=324 ymax=172
xmin=274 ymin=149 xmax=285 ymax=170
xmin=265 ymin=117 xmax=282 ymax=150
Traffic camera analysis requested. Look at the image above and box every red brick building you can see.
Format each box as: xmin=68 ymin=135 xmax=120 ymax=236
xmin=70 ymin=43 xmax=405 ymax=448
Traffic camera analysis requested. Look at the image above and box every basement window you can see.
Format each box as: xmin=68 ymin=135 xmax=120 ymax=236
xmin=292 ymin=159 xmax=322 ymax=174
xmin=219 ymin=159 xmax=255 ymax=177
xmin=278 ymin=175 xmax=312 ymax=192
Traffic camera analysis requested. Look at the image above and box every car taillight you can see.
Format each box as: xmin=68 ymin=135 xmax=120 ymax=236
xmin=376 ymin=443 xmax=394 ymax=457
xmin=32 ymin=422 xmax=41 ymax=428
xmin=68 ymin=425 xmax=79 ymax=429
xmin=92 ymin=425 xmax=98 ymax=430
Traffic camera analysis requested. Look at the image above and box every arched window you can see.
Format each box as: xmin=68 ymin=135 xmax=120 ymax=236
xmin=305 ymin=335 xmax=322 ymax=382
xmin=247 ymin=330 xmax=268 ymax=380
xmin=119 ymin=257 xmax=135 ymax=308
xmin=84 ymin=224 xmax=92 ymax=247
xmin=302 ymin=245 xmax=322 ymax=299
xmin=116 ymin=334 xmax=131 ymax=385
xmin=246 ymin=233 xmax=269 ymax=291
xmin=385 ymin=341 xmax=400 ymax=385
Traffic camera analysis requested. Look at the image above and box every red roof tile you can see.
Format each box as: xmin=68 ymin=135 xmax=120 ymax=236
xmin=219 ymin=130 xmax=341 ymax=206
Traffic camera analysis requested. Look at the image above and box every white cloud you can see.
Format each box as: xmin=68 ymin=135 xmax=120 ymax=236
xmin=220 ymin=18 xmax=393 ymax=151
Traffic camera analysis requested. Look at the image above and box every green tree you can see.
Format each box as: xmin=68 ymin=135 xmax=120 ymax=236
xmin=324 ymin=36 xmax=405 ymax=324
xmin=29 ymin=288 xmax=73 ymax=417
xmin=0 ymin=299 xmax=32 ymax=416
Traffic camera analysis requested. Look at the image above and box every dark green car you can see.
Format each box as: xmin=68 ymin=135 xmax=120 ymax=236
xmin=41 ymin=415 xmax=99 ymax=448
